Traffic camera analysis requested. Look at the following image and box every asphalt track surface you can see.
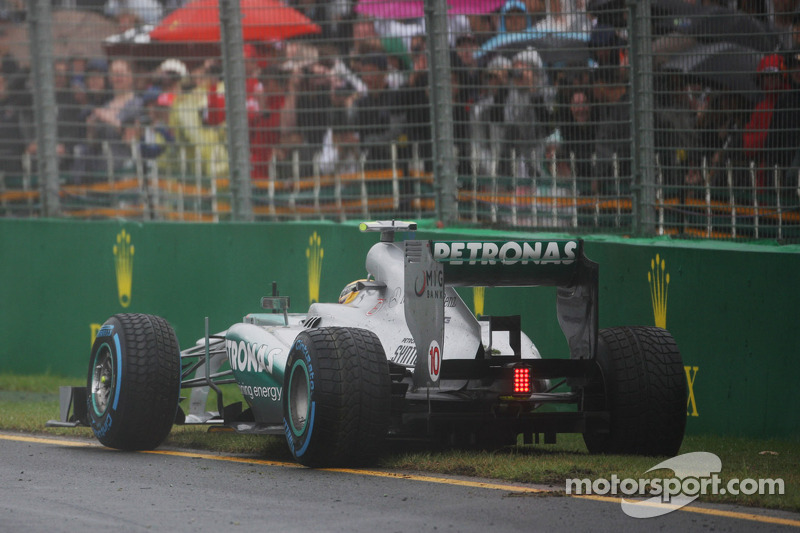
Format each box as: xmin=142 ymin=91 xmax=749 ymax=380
xmin=2 ymin=433 xmax=798 ymax=533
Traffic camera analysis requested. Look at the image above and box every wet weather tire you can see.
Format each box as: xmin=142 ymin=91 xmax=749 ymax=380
xmin=87 ymin=314 xmax=181 ymax=450
xmin=283 ymin=327 xmax=391 ymax=467
xmin=583 ymin=326 xmax=686 ymax=456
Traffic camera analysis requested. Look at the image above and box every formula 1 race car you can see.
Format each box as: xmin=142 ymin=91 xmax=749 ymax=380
xmin=49 ymin=221 xmax=687 ymax=467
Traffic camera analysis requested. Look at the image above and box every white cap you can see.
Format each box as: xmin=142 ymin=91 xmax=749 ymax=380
xmin=487 ymin=55 xmax=512 ymax=71
xmin=512 ymin=48 xmax=543 ymax=69
xmin=158 ymin=58 xmax=188 ymax=78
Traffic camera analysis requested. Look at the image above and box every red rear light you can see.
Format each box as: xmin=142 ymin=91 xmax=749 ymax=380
xmin=513 ymin=366 xmax=531 ymax=396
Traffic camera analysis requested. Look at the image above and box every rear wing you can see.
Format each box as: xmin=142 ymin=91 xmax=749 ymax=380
xmin=404 ymin=239 xmax=598 ymax=388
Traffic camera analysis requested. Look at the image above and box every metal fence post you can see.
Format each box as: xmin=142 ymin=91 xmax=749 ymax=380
xmin=628 ymin=0 xmax=655 ymax=235
xmin=220 ymin=0 xmax=253 ymax=221
xmin=426 ymin=0 xmax=457 ymax=224
xmin=29 ymin=0 xmax=60 ymax=216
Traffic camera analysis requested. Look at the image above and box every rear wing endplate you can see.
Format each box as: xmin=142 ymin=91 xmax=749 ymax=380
xmin=404 ymin=239 xmax=598 ymax=388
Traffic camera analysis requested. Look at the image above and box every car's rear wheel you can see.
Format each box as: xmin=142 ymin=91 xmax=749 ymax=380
xmin=283 ymin=327 xmax=391 ymax=467
xmin=583 ymin=326 xmax=686 ymax=456
xmin=87 ymin=313 xmax=181 ymax=450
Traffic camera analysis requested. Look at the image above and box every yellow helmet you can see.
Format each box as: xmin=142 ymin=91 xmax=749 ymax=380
xmin=338 ymin=279 xmax=368 ymax=305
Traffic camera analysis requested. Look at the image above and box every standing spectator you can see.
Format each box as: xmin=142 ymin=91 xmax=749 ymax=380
xmin=470 ymin=55 xmax=511 ymax=178
xmin=169 ymin=59 xmax=228 ymax=181
xmin=450 ymin=69 xmax=473 ymax=177
xmin=137 ymin=87 xmax=176 ymax=175
xmin=591 ymin=66 xmax=631 ymax=194
xmin=743 ymin=54 xmax=790 ymax=187
xmin=452 ymin=33 xmax=481 ymax=176
xmin=404 ymin=37 xmax=434 ymax=172
xmin=69 ymin=56 xmax=89 ymax=106
xmin=315 ymin=52 xmax=363 ymax=177
xmin=502 ymin=49 xmax=553 ymax=181
xmin=653 ymin=75 xmax=702 ymax=188
xmin=205 ymin=46 xmax=276 ymax=178
xmin=294 ymin=59 xmax=354 ymax=176
xmin=151 ymin=58 xmax=187 ymax=102
xmin=453 ymin=32 xmax=481 ymax=95
xmin=559 ymin=87 xmax=596 ymax=193
xmin=81 ymin=58 xmax=112 ymax=109
xmin=686 ymin=91 xmax=750 ymax=188
xmin=351 ymin=53 xmax=407 ymax=170
xmin=82 ymin=58 xmax=142 ymax=180
xmin=205 ymin=45 xmax=265 ymax=126
xmin=766 ymin=52 xmax=800 ymax=180
xmin=294 ymin=62 xmax=337 ymax=162
xmin=53 ymin=58 xmax=83 ymax=180
xmin=71 ymin=58 xmax=112 ymax=183
xmin=251 ymin=66 xmax=293 ymax=179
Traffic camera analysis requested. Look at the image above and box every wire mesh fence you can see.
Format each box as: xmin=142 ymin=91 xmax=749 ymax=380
xmin=1 ymin=0 xmax=799 ymax=241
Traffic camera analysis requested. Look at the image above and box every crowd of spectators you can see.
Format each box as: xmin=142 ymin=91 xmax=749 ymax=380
xmin=1 ymin=0 xmax=800 ymax=205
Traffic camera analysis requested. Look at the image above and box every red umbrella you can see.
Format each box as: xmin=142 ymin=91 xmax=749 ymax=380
xmin=150 ymin=0 xmax=321 ymax=42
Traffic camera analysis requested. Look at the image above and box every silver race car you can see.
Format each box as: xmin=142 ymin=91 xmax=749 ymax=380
xmin=50 ymin=221 xmax=686 ymax=467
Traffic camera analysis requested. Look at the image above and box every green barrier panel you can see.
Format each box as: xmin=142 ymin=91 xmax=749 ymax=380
xmin=0 ymin=218 xmax=798 ymax=438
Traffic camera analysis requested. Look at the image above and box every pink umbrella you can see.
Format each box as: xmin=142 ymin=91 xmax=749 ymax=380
xmin=448 ymin=0 xmax=506 ymax=15
xmin=355 ymin=0 xmax=424 ymax=19
xmin=355 ymin=0 xmax=505 ymax=19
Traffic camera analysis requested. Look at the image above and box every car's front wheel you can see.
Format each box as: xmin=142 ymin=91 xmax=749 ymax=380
xmin=87 ymin=313 xmax=180 ymax=450
xmin=283 ymin=327 xmax=391 ymax=467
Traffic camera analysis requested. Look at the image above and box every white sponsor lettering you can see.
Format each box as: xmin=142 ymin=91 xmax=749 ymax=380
xmin=393 ymin=338 xmax=417 ymax=366
xmin=433 ymin=242 xmax=450 ymax=261
xmin=480 ymin=243 xmax=499 ymax=264
xmin=226 ymin=340 xmax=280 ymax=374
xmin=433 ymin=241 xmax=578 ymax=265
xmin=237 ymin=384 xmax=283 ymax=402
xmin=565 ymin=452 xmax=785 ymax=519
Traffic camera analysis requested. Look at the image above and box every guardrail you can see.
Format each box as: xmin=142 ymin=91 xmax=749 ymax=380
xmin=3 ymin=142 xmax=799 ymax=241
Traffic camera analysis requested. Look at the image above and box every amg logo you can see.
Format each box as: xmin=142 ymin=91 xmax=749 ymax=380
xmin=433 ymin=241 xmax=578 ymax=265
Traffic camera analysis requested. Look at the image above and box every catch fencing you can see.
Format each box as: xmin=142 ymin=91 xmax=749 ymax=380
xmin=1 ymin=0 xmax=799 ymax=241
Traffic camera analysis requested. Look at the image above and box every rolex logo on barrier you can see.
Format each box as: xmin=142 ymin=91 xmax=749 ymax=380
xmin=648 ymin=253 xmax=669 ymax=329
xmin=306 ymin=232 xmax=323 ymax=304
xmin=473 ymin=286 xmax=485 ymax=317
xmin=647 ymin=254 xmax=698 ymax=416
xmin=113 ymin=229 xmax=134 ymax=308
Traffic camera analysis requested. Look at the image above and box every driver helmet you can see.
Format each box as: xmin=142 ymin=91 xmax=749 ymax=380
xmin=338 ymin=279 xmax=368 ymax=304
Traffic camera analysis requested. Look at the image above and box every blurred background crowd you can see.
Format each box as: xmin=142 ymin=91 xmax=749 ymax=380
xmin=1 ymin=0 xmax=800 ymax=237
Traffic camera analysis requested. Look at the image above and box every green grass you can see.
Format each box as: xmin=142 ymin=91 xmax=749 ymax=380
xmin=2 ymin=373 xmax=798 ymax=513
xmin=0 ymin=373 xmax=84 ymax=393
